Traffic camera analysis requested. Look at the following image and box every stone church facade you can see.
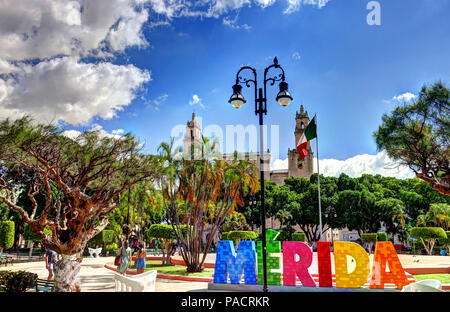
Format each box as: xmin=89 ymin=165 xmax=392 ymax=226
xmin=183 ymin=105 xmax=314 ymax=186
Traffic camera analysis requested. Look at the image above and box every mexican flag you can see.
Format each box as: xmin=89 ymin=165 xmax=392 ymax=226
xmin=296 ymin=115 xmax=317 ymax=160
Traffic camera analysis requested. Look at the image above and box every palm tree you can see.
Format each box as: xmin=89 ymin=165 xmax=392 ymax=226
xmin=157 ymin=136 xmax=258 ymax=272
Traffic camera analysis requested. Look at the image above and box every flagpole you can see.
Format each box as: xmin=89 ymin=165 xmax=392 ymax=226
xmin=315 ymin=113 xmax=323 ymax=242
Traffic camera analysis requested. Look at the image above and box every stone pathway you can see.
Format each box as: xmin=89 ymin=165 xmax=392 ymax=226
xmin=1 ymin=256 xmax=207 ymax=292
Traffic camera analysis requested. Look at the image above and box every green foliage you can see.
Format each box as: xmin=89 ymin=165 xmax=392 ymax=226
xmin=410 ymin=227 xmax=447 ymax=240
xmin=292 ymin=232 xmax=306 ymax=242
xmin=23 ymin=224 xmax=51 ymax=242
xmin=221 ymin=212 xmax=248 ymax=232
xmin=438 ymin=231 xmax=450 ymax=246
xmin=373 ymin=81 xmax=449 ymax=195
xmin=227 ymin=231 xmax=258 ymax=241
xmin=146 ymin=224 xmax=176 ymax=240
xmin=0 ymin=221 xmax=15 ymax=250
xmin=361 ymin=233 xmax=378 ymax=243
xmin=102 ymin=230 xmax=114 ymax=244
xmin=277 ymin=227 xmax=295 ymax=241
xmin=221 ymin=232 xmax=229 ymax=240
xmin=0 ymin=270 xmax=38 ymax=292
xmin=377 ymin=232 xmax=388 ymax=242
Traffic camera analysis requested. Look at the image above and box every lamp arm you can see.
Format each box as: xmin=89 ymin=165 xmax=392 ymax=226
xmin=236 ymin=66 xmax=258 ymax=113
xmin=263 ymin=63 xmax=285 ymax=113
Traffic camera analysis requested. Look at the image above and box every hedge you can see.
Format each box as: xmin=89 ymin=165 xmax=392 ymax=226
xmin=361 ymin=233 xmax=378 ymax=243
xmin=23 ymin=224 xmax=52 ymax=242
xmin=438 ymin=231 xmax=450 ymax=246
xmin=146 ymin=224 xmax=191 ymax=241
xmin=292 ymin=232 xmax=306 ymax=242
xmin=410 ymin=227 xmax=447 ymax=240
xmin=377 ymin=232 xmax=388 ymax=242
xmin=0 ymin=270 xmax=38 ymax=292
xmin=227 ymin=231 xmax=258 ymax=241
xmin=221 ymin=232 xmax=229 ymax=240
xmin=0 ymin=221 xmax=15 ymax=250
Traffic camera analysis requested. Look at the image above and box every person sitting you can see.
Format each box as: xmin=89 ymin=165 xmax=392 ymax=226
xmin=441 ymin=249 xmax=447 ymax=256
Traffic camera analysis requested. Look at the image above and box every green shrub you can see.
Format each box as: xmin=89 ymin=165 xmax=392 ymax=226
xmin=146 ymin=224 xmax=191 ymax=241
xmin=410 ymin=227 xmax=447 ymax=255
xmin=0 ymin=270 xmax=38 ymax=292
xmin=361 ymin=233 xmax=378 ymax=243
xmin=377 ymin=232 xmax=388 ymax=242
xmin=438 ymin=231 xmax=450 ymax=251
xmin=292 ymin=232 xmax=306 ymax=242
xmin=221 ymin=232 xmax=229 ymax=240
xmin=277 ymin=227 xmax=295 ymax=241
xmin=0 ymin=221 xmax=15 ymax=250
xmin=228 ymin=231 xmax=258 ymax=241
xmin=410 ymin=227 xmax=447 ymax=240
xmin=102 ymin=230 xmax=115 ymax=245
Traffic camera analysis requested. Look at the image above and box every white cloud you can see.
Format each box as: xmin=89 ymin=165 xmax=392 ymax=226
xmin=148 ymin=0 xmax=330 ymax=19
xmin=0 ymin=57 xmax=150 ymax=125
xmin=392 ymin=92 xmax=416 ymax=102
xmin=62 ymin=124 xmax=125 ymax=141
xmin=223 ymin=13 xmax=252 ymax=30
xmin=271 ymin=151 xmax=414 ymax=179
xmin=292 ymin=51 xmax=301 ymax=60
xmin=152 ymin=93 xmax=168 ymax=110
xmin=189 ymin=94 xmax=205 ymax=108
xmin=0 ymin=0 xmax=151 ymax=61
xmin=284 ymin=0 xmax=330 ymax=14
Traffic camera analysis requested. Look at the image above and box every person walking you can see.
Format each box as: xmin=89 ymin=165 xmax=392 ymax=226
xmin=135 ymin=243 xmax=146 ymax=274
xmin=45 ymin=248 xmax=60 ymax=280
xmin=117 ymin=240 xmax=132 ymax=275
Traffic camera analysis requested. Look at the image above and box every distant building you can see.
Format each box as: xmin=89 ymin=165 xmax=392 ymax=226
xmin=183 ymin=105 xmax=314 ymax=185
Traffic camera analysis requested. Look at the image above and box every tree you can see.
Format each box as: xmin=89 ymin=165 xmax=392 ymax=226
xmin=410 ymin=227 xmax=447 ymax=255
xmin=158 ymin=136 xmax=258 ymax=272
xmin=227 ymin=230 xmax=257 ymax=247
xmin=374 ymin=81 xmax=449 ymax=195
xmin=0 ymin=117 xmax=160 ymax=291
xmin=428 ymin=203 xmax=449 ymax=230
xmin=146 ymin=224 xmax=179 ymax=265
xmin=360 ymin=233 xmax=377 ymax=254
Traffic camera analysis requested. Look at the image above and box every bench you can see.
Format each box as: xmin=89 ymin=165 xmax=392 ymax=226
xmin=0 ymin=252 xmax=13 ymax=267
xmin=113 ymin=270 xmax=157 ymax=292
xmin=88 ymin=247 xmax=102 ymax=258
xmin=35 ymin=279 xmax=55 ymax=292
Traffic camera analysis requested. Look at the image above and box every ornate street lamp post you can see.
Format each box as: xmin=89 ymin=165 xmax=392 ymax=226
xmin=228 ymin=57 xmax=293 ymax=292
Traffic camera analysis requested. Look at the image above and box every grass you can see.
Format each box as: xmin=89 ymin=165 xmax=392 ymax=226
xmin=413 ymin=274 xmax=450 ymax=284
xmin=130 ymin=260 xmax=214 ymax=277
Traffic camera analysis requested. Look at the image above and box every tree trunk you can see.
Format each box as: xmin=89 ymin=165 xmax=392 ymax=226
xmin=54 ymin=254 xmax=82 ymax=292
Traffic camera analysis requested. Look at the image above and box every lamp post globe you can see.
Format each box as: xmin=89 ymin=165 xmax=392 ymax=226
xmin=229 ymin=84 xmax=246 ymax=109
xmin=276 ymin=81 xmax=293 ymax=107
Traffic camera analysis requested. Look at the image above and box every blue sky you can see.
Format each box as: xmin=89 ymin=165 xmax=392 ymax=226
xmin=1 ymin=0 xmax=449 ymax=177
xmin=102 ymin=0 xmax=450 ymax=159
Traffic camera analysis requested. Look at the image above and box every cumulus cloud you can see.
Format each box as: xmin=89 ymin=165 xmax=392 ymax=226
xmin=189 ymin=94 xmax=205 ymax=108
xmin=62 ymin=123 xmax=125 ymax=140
xmin=0 ymin=0 xmax=151 ymax=61
xmin=0 ymin=57 xmax=150 ymax=125
xmin=271 ymin=151 xmax=414 ymax=179
xmin=392 ymin=92 xmax=416 ymax=102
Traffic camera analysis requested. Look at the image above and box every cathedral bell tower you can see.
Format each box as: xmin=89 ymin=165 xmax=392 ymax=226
xmin=288 ymin=105 xmax=314 ymax=178
xmin=183 ymin=112 xmax=202 ymax=160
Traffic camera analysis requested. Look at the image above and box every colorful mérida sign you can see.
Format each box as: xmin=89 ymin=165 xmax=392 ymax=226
xmin=213 ymin=231 xmax=410 ymax=289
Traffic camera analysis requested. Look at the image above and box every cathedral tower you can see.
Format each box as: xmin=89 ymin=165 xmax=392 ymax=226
xmin=183 ymin=112 xmax=202 ymax=159
xmin=288 ymin=105 xmax=314 ymax=178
